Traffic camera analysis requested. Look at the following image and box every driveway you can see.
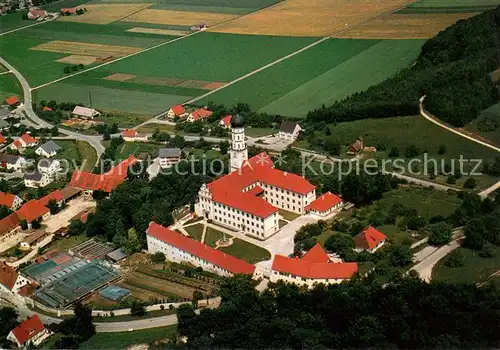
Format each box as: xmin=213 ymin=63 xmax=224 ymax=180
xmin=44 ymin=197 xmax=96 ymax=233
xmin=410 ymin=238 xmax=462 ymax=282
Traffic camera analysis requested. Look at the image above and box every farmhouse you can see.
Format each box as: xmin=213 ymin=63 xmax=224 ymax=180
xmin=146 ymin=222 xmax=255 ymax=277
xmin=190 ymin=23 xmax=208 ymax=31
xmin=16 ymin=200 xmax=51 ymax=227
xmin=122 ymin=129 xmax=148 ymax=142
xmin=187 ymin=108 xmax=213 ymax=123
xmin=158 ymin=148 xmax=181 ymax=168
xmin=219 ymin=115 xmax=232 ymax=129
xmin=5 ymin=96 xmax=20 ymax=107
xmin=0 ymin=213 xmax=21 ymax=244
xmin=20 ymin=229 xmax=47 ymax=249
xmin=347 ymin=137 xmax=364 ymax=155
xmin=270 ymin=244 xmax=358 ymax=288
xmin=24 ymin=171 xmax=52 ymax=188
xmin=279 ymin=121 xmax=302 ymax=141
xmin=72 ymin=106 xmax=100 ymax=120
xmin=27 ymin=7 xmax=48 ymax=20
xmin=0 ymin=192 xmax=23 ymax=210
xmin=38 ymin=189 xmax=65 ymax=208
xmin=7 ymin=315 xmax=50 ymax=348
xmin=60 ymin=6 xmax=79 ymax=15
xmin=167 ymin=104 xmax=185 ymax=119
xmin=195 ymin=115 xmax=318 ymax=240
xmin=70 ymin=156 xmax=137 ymax=195
xmin=0 ymin=262 xmax=29 ymax=294
xmin=354 ymin=226 xmax=387 ymax=253
xmin=10 ymin=133 xmax=38 ymax=151
xmin=0 ymin=154 xmax=26 ymax=170
xmin=305 ymin=192 xmax=343 ymax=217
xmin=35 ymin=140 xmax=62 ymax=158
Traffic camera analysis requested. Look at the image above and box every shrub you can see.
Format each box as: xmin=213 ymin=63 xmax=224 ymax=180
xmin=444 ymin=250 xmax=464 ymax=268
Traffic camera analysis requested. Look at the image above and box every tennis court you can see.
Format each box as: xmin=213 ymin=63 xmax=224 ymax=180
xmin=22 ymin=251 xmax=86 ymax=285
xmin=99 ymin=285 xmax=130 ymax=301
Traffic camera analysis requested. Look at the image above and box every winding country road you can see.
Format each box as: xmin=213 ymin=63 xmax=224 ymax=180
xmin=0 ymin=56 xmax=105 ymax=160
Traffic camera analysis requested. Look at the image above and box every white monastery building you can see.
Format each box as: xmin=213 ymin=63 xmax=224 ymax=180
xmin=270 ymin=244 xmax=358 ymax=288
xmin=146 ymin=222 xmax=255 ymax=277
xmin=195 ymin=115 xmax=342 ymax=240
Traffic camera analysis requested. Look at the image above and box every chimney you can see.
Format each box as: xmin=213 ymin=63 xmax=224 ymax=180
xmin=284 ymin=172 xmax=287 ymax=176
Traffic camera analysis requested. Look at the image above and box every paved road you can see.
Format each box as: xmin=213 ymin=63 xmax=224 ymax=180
xmin=0 ymin=18 xmax=53 ymax=36
xmin=410 ymin=238 xmax=461 ymax=281
xmin=95 ymin=314 xmax=179 ymax=332
xmin=0 ymin=56 xmax=105 ymax=161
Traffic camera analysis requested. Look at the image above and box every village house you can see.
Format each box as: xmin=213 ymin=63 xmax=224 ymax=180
xmin=7 ymin=315 xmax=51 ymax=348
xmin=0 ymin=154 xmax=26 ymax=171
xmin=35 ymin=140 xmax=61 ymax=158
xmin=158 ymin=148 xmax=181 ymax=168
xmin=0 ymin=192 xmax=23 ymax=210
xmin=219 ymin=115 xmax=232 ymax=129
xmin=305 ymin=192 xmax=343 ymax=217
xmin=278 ymin=121 xmax=302 ymax=141
xmin=38 ymin=158 xmax=61 ymax=178
xmin=16 ymin=200 xmax=50 ymax=227
xmin=146 ymin=222 xmax=255 ymax=277
xmin=167 ymin=104 xmax=185 ymax=119
xmin=122 ymin=129 xmax=148 ymax=142
xmin=195 ymin=115 xmax=319 ymax=240
xmin=0 ymin=213 xmax=21 ymax=244
xmin=60 ymin=6 xmax=79 ymax=14
xmin=72 ymin=106 xmax=100 ymax=120
xmin=0 ymin=262 xmax=29 ymax=294
xmin=347 ymin=137 xmax=364 ymax=155
xmin=187 ymin=108 xmax=213 ymax=123
xmin=354 ymin=226 xmax=387 ymax=253
xmin=5 ymin=96 xmax=20 ymax=108
xmin=270 ymin=244 xmax=358 ymax=288
xmin=24 ymin=171 xmax=52 ymax=188
xmin=10 ymin=133 xmax=38 ymax=152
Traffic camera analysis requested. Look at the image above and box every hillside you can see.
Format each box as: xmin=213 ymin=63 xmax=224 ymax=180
xmin=306 ymin=6 xmax=500 ymax=128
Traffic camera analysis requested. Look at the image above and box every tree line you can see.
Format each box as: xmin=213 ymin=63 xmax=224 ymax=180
xmin=306 ymin=7 xmax=500 ymax=129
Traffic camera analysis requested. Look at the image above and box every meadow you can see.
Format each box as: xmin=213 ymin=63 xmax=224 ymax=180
xmin=0 ymin=72 xmax=22 ymax=102
xmin=466 ymin=103 xmax=500 ymax=147
xmin=79 ymin=326 xmax=177 ymax=349
xmin=199 ymin=39 xmax=424 ymax=118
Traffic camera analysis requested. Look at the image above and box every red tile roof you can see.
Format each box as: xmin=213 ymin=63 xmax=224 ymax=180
xmin=0 ymin=262 xmax=18 ymax=290
xmin=147 ymin=222 xmax=255 ymax=275
xmin=305 ymin=192 xmax=342 ymax=212
xmin=0 ymin=192 xmax=19 ymax=208
xmin=0 ymin=135 xmax=6 ymax=144
xmin=272 ymin=244 xmax=358 ymax=279
xmin=0 ymin=213 xmax=20 ymax=237
xmin=42 ymin=106 xmax=53 ymax=112
xmin=60 ymin=7 xmax=78 ymax=13
xmin=122 ymin=129 xmax=137 ymax=138
xmin=10 ymin=315 xmax=45 ymax=346
xmin=18 ymin=282 xmax=38 ymax=297
xmin=38 ymin=190 xmax=64 ymax=207
xmin=20 ymin=133 xmax=37 ymax=144
xmin=190 ymin=108 xmax=213 ymax=121
xmin=5 ymin=96 xmax=19 ymax=106
xmin=170 ymin=104 xmax=185 ymax=116
xmin=206 ymin=152 xmax=315 ymax=218
xmin=354 ymin=226 xmax=387 ymax=250
xmin=220 ymin=115 xmax=232 ymax=126
xmin=246 ymin=185 xmax=264 ymax=197
xmin=16 ymin=200 xmax=50 ymax=223
xmin=11 ymin=139 xmax=22 ymax=149
xmin=301 ymin=243 xmax=331 ymax=263
xmin=70 ymin=156 xmax=137 ymax=192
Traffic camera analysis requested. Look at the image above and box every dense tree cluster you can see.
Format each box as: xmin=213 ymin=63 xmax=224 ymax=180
xmin=177 ymin=275 xmax=500 ymax=349
xmin=306 ymin=7 xmax=500 ymax=129
xmin=54 ymin=302 xmax=95 ymax=349
xmin=0 ymin=307 xmax=18 ymax=348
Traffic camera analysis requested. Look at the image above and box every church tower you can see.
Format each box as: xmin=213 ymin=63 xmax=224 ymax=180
xmin=230 ymin=114 xmax=248 ymax=172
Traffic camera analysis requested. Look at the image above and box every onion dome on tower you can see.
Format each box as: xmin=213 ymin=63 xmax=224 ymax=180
xmin=230 ymin=114 xmax=245 ymax=128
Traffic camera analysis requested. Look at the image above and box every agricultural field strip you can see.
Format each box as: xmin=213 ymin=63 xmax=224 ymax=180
xmin=185 ymin=0 xmax=420 ymax=105
xmin=29 ymin=0 xmax=289 ymax=91
xmin=0 ymin=18 xmax=51 ymax=36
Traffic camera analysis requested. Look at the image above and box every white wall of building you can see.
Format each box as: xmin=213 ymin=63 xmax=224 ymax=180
xmin=269 ymin=270 xmax=346 ymax=288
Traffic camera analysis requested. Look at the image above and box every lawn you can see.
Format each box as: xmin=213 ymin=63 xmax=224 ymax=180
xmin=466 ymin=102 xmax=500 ymax=147
xmin=219 ymin=237 xmax=271 ymax=263
xmin=79 ymin=326 xmax=177 ymax=349
xmin=56 ymin=140 xmax=97 ymax=171
xmin=137 ymin=123 xmax=176 ymax=134
xmin=204 ymin=227 xmax=225 ymax=247
xmin=245 ymin=127 xmax=275 ymax=138
xmin=95 ymin=111 xmax=153 ymax=128
xmin=0 ymin=11 xmax=32 ymax=33
xmin=198 ymin=39 xmax=424 ymax=118
xmin=185 ymin=223 xmax=204 ymax=241
xmin=115 ymin=141 xmax=160 ymax=159
xmin=0 ymin=72 xmax=22 ymax=102
xmin=432 ymin=246 xmax=500 ymax=285
xmin=279 ymin=209 xmax=301 ymax=221
xmin=49 ymin=234 xmax=89 ymax=251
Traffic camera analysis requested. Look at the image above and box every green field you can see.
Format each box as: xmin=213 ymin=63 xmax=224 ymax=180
xmin=0 ymin=11 xmax=32 ymax=33
xmin=79 ymin=326 xmax=177 ymax=349
xmin=0 ymin=72 xmax=22 ymax=102
xmin=56 ymin=140 xmax=98 ymax=171
xmin=115 ymin=141 xmax=160 ymax=159
xmin=42 ymin=0 xmax=92 ymax=11
xmin=199 ymin=39 xmax=424 ymax=118
xmin=466 ymin=103 xmax=500 ymax=146
xmin=399 ymin=0 xmax=500 ymax=13
xmin=433 ymin=246 xmax=500 ymax=285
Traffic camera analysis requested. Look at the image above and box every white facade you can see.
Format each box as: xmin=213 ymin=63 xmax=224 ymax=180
xmin=38 ymin=159 xmax=61 ymax=178
xmin=279 ymin=124 xmax=302 ymax=141
xmin=307 ymin=202 xmax=343 ymax=217
xmin=229 ymin=126 xmax=248 ymax=172
xmin=159 ymin=156 xmax=180 ymax=168
xmin=4 ymin=157 xmax=26 ymax=171
xmin=123 ymin=135 xmax=148 ymax=142
xmin=0 ymin=273 xmax=29 ymax=294
xmin=7 ymin=327 xmax=50 ymax=348
xmin=35 ymin=147 xmax=55 ymax=158
xmin=269 ymin=270 xmax=348 ymax=288
xmin=354 ymin=240 xmax=385 ymax=254
xmin=24 ymin=174 xmax=52 ymax=188
xmin=9 ymin=196 xmax=23 ymax=210
xmin=147 ymin=234 xmax=234 ymax=277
